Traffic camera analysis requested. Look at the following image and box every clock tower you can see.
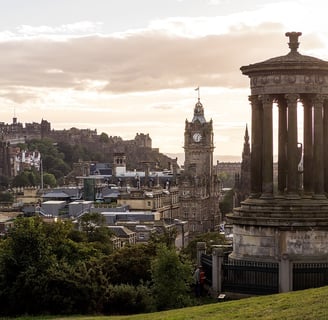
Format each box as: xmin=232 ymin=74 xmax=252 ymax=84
xmin=184 ymin=98 xmax=214 ymax=176
xmin=179 ymin=96 xmax=220 ymax=237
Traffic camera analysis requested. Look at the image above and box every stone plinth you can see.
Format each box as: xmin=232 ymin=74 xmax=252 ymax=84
xmin=228 ymin=197 xmax=328 ymax=262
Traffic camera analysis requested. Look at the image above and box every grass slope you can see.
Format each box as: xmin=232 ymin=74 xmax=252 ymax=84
xmin=13 ymin=285 xmax=328 ymax=320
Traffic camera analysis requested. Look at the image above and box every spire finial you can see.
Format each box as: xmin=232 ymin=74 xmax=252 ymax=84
xmin=244 ymin=124 xmax=249 ymax=143
xmin=285 ymin=31 xmax=302 ymax=53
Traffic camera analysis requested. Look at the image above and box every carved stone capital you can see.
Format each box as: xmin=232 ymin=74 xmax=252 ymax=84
xmin=300 ymin=94 xmax=313 ymax=108
xmin=248 ymin=95 xmax=262 ymax=111
xmin=312 ymin=94 xmax=325 ymax=108
xmin=285 ymin=93 xmax=300 ymax=106
xmin=258 ymin=95 xmax=273 ymax=110
xmin=248 ymin=95 xmax=260 ymax=104
xmin=276 ymin=96 xmax=287 ymax=109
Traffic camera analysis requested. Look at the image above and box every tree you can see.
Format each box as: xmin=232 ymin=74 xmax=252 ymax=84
xmin=218 ymin=171 xmax=235 ymax=188
xmin=27 ymin=138 xmax=71 ymax=180
xmin=182 ymin=232 xmax=228 ymax=262
xmin=219 ymin=188 xmax=234 ymax=214
xmin=42 ymin=172 xmax=57 ymax=188
xmin=11 ymin=169 xmax=41 ymax=187
xmin=0 ymin=192 xmax=14 ymax=203
xmin=99 ymin=132 xmax=109 ymax=144
xmin=102 ymin=243 xmax=157 ymax=285
xmin=149 ymin=227 xmax=177 ymax=248
xmin=151 ymin=244 xmax=193 ymax=310
xmin=79 ymin=212 xmax=114 ymax=254
xmin=12 ymin=171 xmax=31 ymax=187
xmin=0 ymin=217 xmax=108 ymax=316
xmin=0 ymin=175 xmax=9 ymax=190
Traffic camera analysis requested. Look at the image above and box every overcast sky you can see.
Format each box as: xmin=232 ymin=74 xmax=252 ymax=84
xmin=1 ymin=0 xmax=328 ymax=159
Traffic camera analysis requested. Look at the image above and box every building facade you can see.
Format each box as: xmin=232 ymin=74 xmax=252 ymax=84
xmin=178 ymin=97 xmax=221 ymax=237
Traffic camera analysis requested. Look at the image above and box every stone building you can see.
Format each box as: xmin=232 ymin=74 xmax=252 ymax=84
xmin=228 ymin=32 xmax=328 ymax=291
xmin=215 ymin=161 xmax=241 ymax=188
xmin=117 ymin=187 xmax=180 ymax=221
xmin=178 ymin=97 xmax=221 ymax=237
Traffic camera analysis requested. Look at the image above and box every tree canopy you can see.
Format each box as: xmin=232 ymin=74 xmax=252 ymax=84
xmin=0 ymin=215 xmax=196 ymax=317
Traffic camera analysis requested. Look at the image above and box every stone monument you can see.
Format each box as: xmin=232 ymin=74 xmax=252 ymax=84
xmin=228 ymin=32 xmax=328 ymax=264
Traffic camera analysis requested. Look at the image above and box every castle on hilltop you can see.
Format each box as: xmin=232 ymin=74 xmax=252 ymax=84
xmin=0 ymin=117 xmax=169 ymax=178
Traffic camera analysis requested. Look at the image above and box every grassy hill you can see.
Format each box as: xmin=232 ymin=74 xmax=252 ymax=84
xmin=14 ymin=285 xmax=328 ymax=320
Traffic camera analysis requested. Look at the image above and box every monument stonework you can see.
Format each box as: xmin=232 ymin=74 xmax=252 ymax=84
xmin=228 ymin=32 xmax=328 ymax=264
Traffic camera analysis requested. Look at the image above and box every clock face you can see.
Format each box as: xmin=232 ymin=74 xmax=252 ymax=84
xmin=193 ymin=132 xmax=202 ymax=142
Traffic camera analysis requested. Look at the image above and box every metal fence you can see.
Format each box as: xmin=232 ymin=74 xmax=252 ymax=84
xmin=222 ymin=259 xmax=279 ymax=295
xmin=201 ymin=250 xmax=328 ymax=295
xmin=201 ymin=253 xmax=212 ymax=284
xmin=293 ymin=262 xmax=328 ymax=291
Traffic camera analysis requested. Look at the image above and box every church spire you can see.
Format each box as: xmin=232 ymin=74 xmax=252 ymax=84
xmin=243 ymin=124 xmax=250 ymax=156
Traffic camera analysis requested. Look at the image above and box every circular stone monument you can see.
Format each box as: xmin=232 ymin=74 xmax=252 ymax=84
xmin=228 ymin=32 xmax=328 ymax=263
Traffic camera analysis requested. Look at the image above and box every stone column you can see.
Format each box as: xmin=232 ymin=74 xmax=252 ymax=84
xmin=323 ymin=98 xmax=328 ymax=193
xmin=249 ymin=95 xmax=262 ymax=197
xmin=285 ymin=93 xmax=300 ymax=198
xmin=279 ymin=253 xmax=292 ymax=293
xmin=313 ymin=95 xmax=325 ymax=198
xmin=196 ymin=242 xmax=206 ymax=267
xmin=259 ymin=94 xmax=273 ymax=199
xmin=302 ymin=96 xmax=313 ymax=195
xmin=277 ymin=97 xmax=288 ymax=194
xmin=212 ymin=247 xmax=225 ymax=296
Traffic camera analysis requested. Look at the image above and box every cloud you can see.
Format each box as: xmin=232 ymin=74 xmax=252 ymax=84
xmin=0 ymin=6 xmax=326 ymax=106
xmin=2 ymin=21 xmax=319 ymax=104
xmin=16 ymin=21 xmax=104 ymax=36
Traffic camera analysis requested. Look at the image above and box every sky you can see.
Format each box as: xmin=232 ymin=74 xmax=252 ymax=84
xmin=1 ymin=0 xmax=328 ymax=160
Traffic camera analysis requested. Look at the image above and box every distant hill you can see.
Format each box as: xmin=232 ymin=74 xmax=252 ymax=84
xmin=165 ymin=153 xmax=241 ymax=166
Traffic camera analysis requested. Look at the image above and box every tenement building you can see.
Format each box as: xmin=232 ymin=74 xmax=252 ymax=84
xmin=228 ymin=32 xmax=328 ymax=290
xmin=178 ymin=96 xmax=221 ymax=237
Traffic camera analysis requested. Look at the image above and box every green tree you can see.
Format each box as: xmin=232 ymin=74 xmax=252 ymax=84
xmin=27 ymin=138 xmax=71 ymax=180
xmin=102 ymin=243 xmax=157 ymax=285
xmin=12 ymin=171 xmax=31 ymax=187
xmin=0 ymin=217 xmax=108 ymax=316
xmin=218 ymin=171 xmax=235 ymax=188
xmin=99 ymin=132 xmax=109 ymax=143
xmin=0 ymin=175 xmax=9 ymax=190
xmin=0 ymin=191 xmax=14 ymax=203
xmin=11 ymin=169 xmax=40 ymax=187
xmin=79 ymin=212 xmax=114 ymax=254
xmin=151 ymin=244 xmax=193 ymax=310
xmin=27 ymin=171 xmax=36 ymax=186
xmin=219 ymin=188 xmax=234 ymax=214
xmin=42 ymin=172 xmax=57 ymax=188
xmin=149 ymin=227 xmax=177 ymax=248
xmin=182 ymin=232 xmax=228 ymax=262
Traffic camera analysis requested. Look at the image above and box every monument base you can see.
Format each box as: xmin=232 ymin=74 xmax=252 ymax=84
xmin=227 ymin=197 xmax=328 ymax=262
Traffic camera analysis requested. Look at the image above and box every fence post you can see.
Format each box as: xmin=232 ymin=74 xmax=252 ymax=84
xmin=196 ymin=242 xmax=206 ymax=266
xmin=212 ymin=247 xmax=224 ymax=296
xmin=279 ymin=253 xmax=292 ymax=292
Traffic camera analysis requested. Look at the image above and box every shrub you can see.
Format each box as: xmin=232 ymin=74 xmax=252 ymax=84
xmin=103 ymin=283 xmax=155 ymax=315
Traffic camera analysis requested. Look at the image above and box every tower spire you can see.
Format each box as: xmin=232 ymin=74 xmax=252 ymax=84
xmin=243 ymin=124 xmax=250 ymax=156
xmin=192 ymin=87 xmax=206 ymax=124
